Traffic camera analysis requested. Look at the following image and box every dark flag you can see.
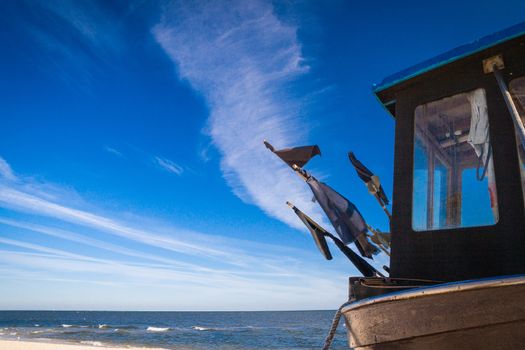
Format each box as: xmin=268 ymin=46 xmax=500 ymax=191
xmin=287 ymin=202 xmax=379 ymax=277
xmin=287 ymin=202 xmax=333 ymax=260
xmin=264 ymin=141 xmax=321 ymax=168
xmin=306 ymin=176 xmax=379 ymax=258
xmin=348 ymin=152 xmax=390 ymax=205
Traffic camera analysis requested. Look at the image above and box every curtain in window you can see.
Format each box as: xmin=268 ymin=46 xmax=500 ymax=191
xmin=467 ymin=89 xmax=498 ymax=221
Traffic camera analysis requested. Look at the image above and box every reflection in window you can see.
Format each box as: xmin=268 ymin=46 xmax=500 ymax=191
xmin=412 ymin=89 xmax=498 ymax=231
xmin=509 ymin=77 xmax=525 ymax=204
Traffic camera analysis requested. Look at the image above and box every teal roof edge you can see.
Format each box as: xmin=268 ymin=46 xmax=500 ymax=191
xmin=373 ymin=21 xmax=525 ymax=95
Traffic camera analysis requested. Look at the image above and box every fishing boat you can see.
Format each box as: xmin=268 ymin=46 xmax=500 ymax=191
xmin=338 ymin=21 xmax=525 ymax=349
xmin=264 ymin=21 xmax=525 ymax=350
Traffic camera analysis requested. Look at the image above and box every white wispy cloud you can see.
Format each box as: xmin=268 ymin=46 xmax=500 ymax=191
xmin=17 ymin=0 xmax=123 ymax=91
xmin=104 ymin=146 xmax=123 ymax=157
xmin=0 ymin=239 xmax=317 ymax=291
xmin=0 ymin=218 xmax=210 ymax=272
xmin=0 ymin=156 xmax=353 ymax=309
xmin=152 ymin=0 xmax=325 ymax=229
xmin=0 ymin=250 xmax=344 ymax=311
xmin=154 ymin=156 xmax=184 ymax=175
xmin=0 ymin=217 xmax=308 ymax=278
xmin=0 ymin=156 xmax=341 ymax=274
xmin=0 ymin=157 xmax=16 ymax=181
xmin=0 ymin=187 xmax=250 ymax=264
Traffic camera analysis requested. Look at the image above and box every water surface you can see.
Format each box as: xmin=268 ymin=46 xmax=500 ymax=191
xmin=0 ymin=310 xmax=349 ymax=349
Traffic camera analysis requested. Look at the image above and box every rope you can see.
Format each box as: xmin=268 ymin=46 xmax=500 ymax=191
xmin=322 ymin=301 xmax=351 ymax=350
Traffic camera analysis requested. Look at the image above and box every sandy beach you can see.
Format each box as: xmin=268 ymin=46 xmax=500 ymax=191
xmin=0 ymin=340 xmax=169 ymax=350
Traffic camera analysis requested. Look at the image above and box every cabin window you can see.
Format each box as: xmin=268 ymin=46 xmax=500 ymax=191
xmin=509 ymin=77 xmax=525 ymax=205
xmin=412 ymin=89 xmax=498 ymax=231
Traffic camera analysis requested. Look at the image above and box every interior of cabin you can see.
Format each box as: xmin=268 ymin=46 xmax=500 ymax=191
xmin=412 ymin=89 xmax=498 ymax=231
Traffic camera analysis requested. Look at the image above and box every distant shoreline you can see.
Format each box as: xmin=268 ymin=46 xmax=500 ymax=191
xmin=0 ymin=339 xmax=170 ymax=350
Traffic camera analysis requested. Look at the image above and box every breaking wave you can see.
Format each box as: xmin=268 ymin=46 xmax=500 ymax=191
xmin=146 ymin=326 xmax=170 ymax=332
xmin=192 ymin=325 xmax=255 ymax=332
xmin=80 ymin=341 xmax=104 ymax=346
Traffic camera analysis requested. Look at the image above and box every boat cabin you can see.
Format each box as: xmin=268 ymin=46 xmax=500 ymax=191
xmin=375 ymin=22 xmax=525 ymax=281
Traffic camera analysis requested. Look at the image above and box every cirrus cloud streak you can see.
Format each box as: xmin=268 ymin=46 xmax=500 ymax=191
xmin=152 ymin=0 xmax=324 ymax=229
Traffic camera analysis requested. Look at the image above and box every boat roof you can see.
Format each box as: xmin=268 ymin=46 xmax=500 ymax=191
xmin=373 ymin=21 xmax=525 ymax=95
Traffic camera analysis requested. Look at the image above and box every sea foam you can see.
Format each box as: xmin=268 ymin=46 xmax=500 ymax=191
xmin=146 ymin=326 xmax=170 ymax=332
xmin=80 ymin=341 xmax=104 ymax=346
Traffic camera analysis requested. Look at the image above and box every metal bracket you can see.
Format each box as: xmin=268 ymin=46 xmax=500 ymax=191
xmin=482 ymin=54 xmax=505 ymax=74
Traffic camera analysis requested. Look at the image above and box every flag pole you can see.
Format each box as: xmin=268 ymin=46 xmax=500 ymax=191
xmin=324 ymin=230 xmax=384 ymax=278
xmin=370 ymin=185 xmax=392 ymax=220
xmin=348 ymin=152 xmax=392 ymax=221
xmin=265 ymin=141 xmax=379 ymax=258
xmin=263 ymin=139 xmax=275 ymax=153
xmin=366 ymin=225 xmax=391 ymax=257
xmin=291 ymin=164 xmax=379 ymax=258
xmin=362 ymin=176 xmax=392 ymax=219
xmin=291 ymin=164 xmax=310 ymax=181
xmin=287 ymin=202 xmax=383 ymax=278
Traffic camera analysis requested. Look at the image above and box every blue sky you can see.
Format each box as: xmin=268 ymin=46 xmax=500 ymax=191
xmin=0 ymin=0 xmax=523 ymax=311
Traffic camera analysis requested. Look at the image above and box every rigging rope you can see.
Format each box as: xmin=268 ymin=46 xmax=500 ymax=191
xmin=322 ymin=301 xmax=352 ymax=350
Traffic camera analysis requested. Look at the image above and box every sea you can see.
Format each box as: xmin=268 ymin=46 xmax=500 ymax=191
xmin=0 ymin=310 xmax=349 ymax=349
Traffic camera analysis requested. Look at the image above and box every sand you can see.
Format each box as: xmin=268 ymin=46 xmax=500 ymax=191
xmin=0 ymin=340 xmax=169 ymax=350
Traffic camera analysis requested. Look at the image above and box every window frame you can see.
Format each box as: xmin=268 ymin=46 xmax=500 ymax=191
xmin=508 ymin=77 xmax=525 ymax=208
xmin=411 ymin=88 xmax=499 ymax=232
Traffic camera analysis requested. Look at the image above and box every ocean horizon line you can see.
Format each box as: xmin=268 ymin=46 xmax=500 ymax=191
xmin=0 ymin=309 xmax=337 ymax=313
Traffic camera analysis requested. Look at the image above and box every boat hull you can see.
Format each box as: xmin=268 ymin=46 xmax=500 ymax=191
xmin=341 ymin=275 xmax=525 ymax=349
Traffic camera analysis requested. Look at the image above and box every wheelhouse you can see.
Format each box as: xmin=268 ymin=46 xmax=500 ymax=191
xmin=375 ymin=22 xmax=525 ymax=281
